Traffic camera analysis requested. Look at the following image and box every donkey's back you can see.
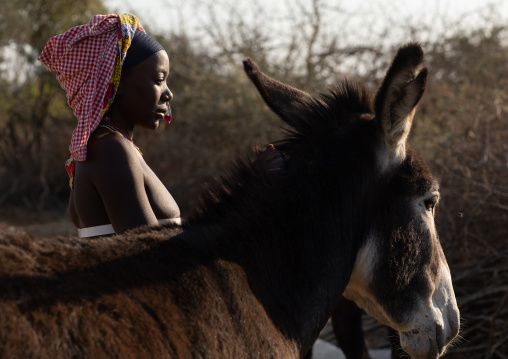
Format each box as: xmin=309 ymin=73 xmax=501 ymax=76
xmin=0 ymin=228 xmax=299 ymax=359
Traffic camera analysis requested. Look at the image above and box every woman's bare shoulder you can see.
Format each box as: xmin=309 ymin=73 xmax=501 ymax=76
xmin=87 ymin=130 xmax=138 ymax=163
xmin=84 ymin=130 xmax=143 ymax=180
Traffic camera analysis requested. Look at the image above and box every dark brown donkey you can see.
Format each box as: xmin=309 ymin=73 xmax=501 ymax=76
xmin=0 ymin=43 xmax=459 ymax=359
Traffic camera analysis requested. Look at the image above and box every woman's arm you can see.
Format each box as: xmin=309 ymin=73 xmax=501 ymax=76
xmin=91 ymin=137 xmax=159 ymax=233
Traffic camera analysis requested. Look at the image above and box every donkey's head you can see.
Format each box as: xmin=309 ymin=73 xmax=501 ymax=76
xmin=243 ymin=43 xmax=459 ymax=358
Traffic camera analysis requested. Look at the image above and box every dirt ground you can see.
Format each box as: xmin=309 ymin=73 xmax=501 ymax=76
xmin=0 ymin=209 xmax=76 ymax=238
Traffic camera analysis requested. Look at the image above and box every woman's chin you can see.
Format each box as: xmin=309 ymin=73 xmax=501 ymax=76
xmin=142 ymin=119 xmax=159 ymax=130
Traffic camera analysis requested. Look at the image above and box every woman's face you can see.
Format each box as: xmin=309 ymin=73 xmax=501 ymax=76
xmin=116 ymin=50 xmax=172 ymax=129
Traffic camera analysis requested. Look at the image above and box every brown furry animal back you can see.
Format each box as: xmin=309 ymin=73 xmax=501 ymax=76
xmin=0 ymin=227 xmax=177 ymax=358
xmin=0 ymin=227 xmax=298 ymax=358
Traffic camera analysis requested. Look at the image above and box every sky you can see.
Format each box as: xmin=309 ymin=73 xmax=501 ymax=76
xmin=104 ymin=0 xmax=508 ymax=36
xmin=101 ymin=0 xmax=508 ymax=68
xmin=3 ymin=0 xmax=507 ymax=82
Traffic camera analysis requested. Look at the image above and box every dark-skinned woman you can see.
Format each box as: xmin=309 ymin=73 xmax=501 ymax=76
xmin=39 ymin=14 xmax=284 ymax=238
xmin=39 ymin=14 xmax=180 ymax=237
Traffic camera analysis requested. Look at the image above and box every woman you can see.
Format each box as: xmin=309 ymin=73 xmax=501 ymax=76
xmin=39 ymin=14 xmax=283 ymax=238
xmin=39 ymin=14 xmax=180 ymax=237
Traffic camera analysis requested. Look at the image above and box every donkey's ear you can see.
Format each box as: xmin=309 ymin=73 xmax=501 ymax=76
xmin=374 ymin=43 xmax=427 ymax=166
xmin=243 ymin=58 xmax=315 ymax=128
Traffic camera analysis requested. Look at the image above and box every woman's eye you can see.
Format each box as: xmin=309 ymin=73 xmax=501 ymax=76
xmin=154 ymin=77 xmax=166 ymax=85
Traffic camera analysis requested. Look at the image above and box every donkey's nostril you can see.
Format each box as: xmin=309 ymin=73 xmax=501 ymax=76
xmin=436 ymin=324 xmax=445 ymax=354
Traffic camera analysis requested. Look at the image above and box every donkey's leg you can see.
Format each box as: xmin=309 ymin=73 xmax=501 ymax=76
xmin=331 ymin=296 xmax=371 ymax=359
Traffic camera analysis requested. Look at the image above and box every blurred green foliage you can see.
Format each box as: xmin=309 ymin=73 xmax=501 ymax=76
xmin=0 ymin=0 xmax=108 ymax=209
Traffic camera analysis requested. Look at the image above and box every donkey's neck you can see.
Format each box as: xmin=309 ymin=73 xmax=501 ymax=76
xmin=189 ymin=164 xmax=363 ymax=350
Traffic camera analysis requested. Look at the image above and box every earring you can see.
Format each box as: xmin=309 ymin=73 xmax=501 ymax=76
xmin=164 ymin=102 xmax=172 ymax=124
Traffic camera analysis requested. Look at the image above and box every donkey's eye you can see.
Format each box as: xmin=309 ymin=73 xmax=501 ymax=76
xmin=424 ymin=196 xmax=438 ymax=211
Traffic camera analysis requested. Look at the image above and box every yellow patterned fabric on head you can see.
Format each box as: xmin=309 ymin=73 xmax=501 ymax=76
xmin=38 ymin=14 xmax=146 ymax=189
xmin=102 ymin=14 xmax=144 ymax=117
xmin=39 ymin=14 xmax=146 ymax=163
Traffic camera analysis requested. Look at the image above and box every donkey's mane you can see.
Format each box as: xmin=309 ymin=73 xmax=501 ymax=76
xmin=189 ymin=78 xmax=375 ymax=235
xmin=189 ymin=156 xmax=281 ymax=228
xmin=286 ymin=78 xmax=373 ymax=136
xmin=316 ymin=79 xmax=373 ymax=126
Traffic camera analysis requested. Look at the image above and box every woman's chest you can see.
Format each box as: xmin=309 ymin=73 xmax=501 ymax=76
xmin=139 ymin=158 xmax=180 ymax=218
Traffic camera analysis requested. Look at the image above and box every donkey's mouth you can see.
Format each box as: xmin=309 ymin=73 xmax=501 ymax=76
xmin=399 ymin=311 xmax=459 ymax=359
xmin=400 ymin=329 xmax=440 ymax=359
xmin=435 ymin=324 xmax=445 ymax=355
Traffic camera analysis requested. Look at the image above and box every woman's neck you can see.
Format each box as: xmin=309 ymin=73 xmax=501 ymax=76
xmin=103 ymin=109 xmax=135 ymax=139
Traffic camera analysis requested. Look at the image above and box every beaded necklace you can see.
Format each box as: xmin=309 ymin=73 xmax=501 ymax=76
xmin=100 ymin=123 xmax=143 ymax=155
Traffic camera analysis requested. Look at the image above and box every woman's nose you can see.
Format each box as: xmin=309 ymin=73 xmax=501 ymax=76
xmin=162 ymin=86 xmax=173 ymax=102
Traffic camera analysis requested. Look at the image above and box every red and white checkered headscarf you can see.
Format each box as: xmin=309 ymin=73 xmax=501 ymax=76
xmin=38 ymin=14 xmax=145 ymax=163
